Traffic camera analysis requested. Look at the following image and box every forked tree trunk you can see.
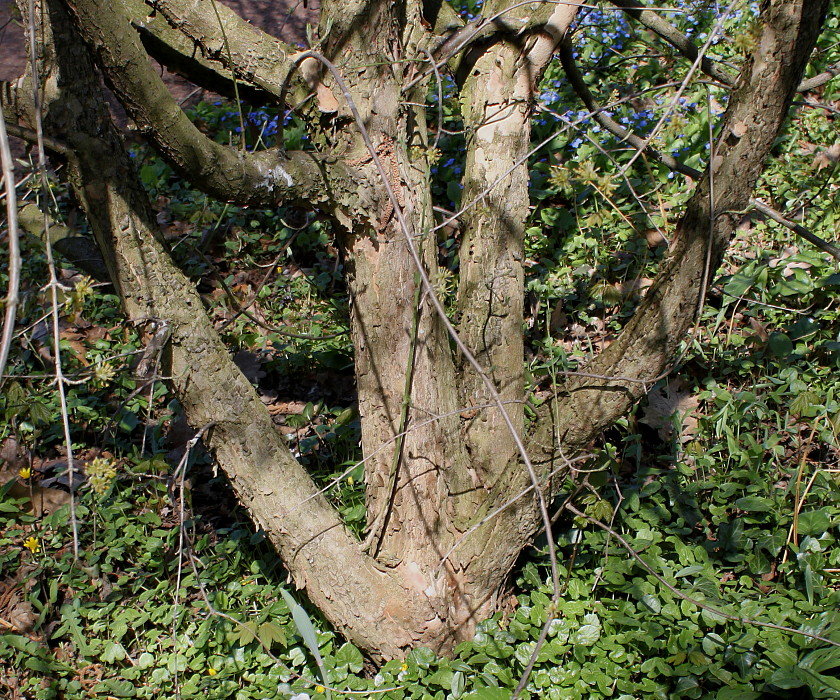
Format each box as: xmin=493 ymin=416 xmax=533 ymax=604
xmin=3 ymin=0 xmax=827 ymax=659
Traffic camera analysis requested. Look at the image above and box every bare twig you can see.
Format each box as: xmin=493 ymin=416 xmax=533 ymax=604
xmin=0 ymin=106 xmax=21 ymax=387
xmin=26 ymin=0 xmax=80 ymax=559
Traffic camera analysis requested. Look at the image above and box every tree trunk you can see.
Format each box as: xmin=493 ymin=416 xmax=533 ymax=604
xmin=3 ymin=0 xmax=827 ymax=660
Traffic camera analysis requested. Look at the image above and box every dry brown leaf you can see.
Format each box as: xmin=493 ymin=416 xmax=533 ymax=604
xmin=748 ymin=316 xmax=769 ymax=342
xmin=639 ymin=379 xmax=699 ymax=443
xmin=642 ymin=229 xmax=668 ymax=249
xmin=549 ymin=302 xmax=567 ymax=336
xmin=8 ymin=600 xmax=36 ymax=633
xmin=813 ymin=143 xmax=840 ymax=170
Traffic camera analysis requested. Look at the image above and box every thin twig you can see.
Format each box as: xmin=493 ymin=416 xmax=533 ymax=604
xmin=0 ymin=104 xmax=21 ymax=387
xmin=26 ymin=0 xmax=80 ymax=560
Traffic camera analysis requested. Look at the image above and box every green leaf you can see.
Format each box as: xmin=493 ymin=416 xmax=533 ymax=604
xmin=280 ymin=588 xmax=330 ymax=698
xmin=790 ymin=390 xmax=821 ymax=417
xmin=451 ymin=670 xmax=466 ymax=698
xmin=820 ymin=272 xmax=840 ymax=287
xmin=787 ymin=316 xmax=819 ymax=341
xmin=227 ymin=620 xmax=258 ymax=646
xmin=408 ymin=646 xmax=437 ymax=668
xmin=797 ymin=509 xmax=831 ymax=537
xmin=463 ymin=689 xmax=511 ymax=700
xmin=723 ymin=270 xmax=757 ymax=297
xmin=258 ymin=620 xmax=288 ymax=649
xmin=639 ymin=594 xmax=662 ymax=614
xmin=334 ymin=642 xmax=364 ymax=673
xmin=101 ymin=640 xmax=127 ymax=663
xmin=735 ymin=496 xmax=774 ymax=512
xmin=768 ymin=332 xmax=793 ymax=358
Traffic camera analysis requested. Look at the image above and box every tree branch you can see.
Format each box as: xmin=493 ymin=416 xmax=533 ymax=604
xmin=558 ymin=41 xmax=840 ymax=262
xmin=120 ymin=0 xmax=276 ymax=105
xmin=798 ymin=59 xmax=840 ymax=92
xmin=63 ymin=0 xmax=333 ymax=208
xmin=143 ymin=0 xmax=310 ymax=104
xmin=536 ymin=0 xmax=829 ymax=455
xmin=610 ymin=0 xmax=835 ymax=94
xmin=608 ymin=0 xmax=736 ymax=86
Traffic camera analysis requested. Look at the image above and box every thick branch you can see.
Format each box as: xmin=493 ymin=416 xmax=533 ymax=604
xmin=63 ymin=0 xmax=331 ymax=208
xmin=144 ymin=0 xmax=310 ymax=103
xmin=537 ymin=0 xmax=829 ymax=454
xmin=118 ymin=0 xmax=274 ymax=104
xmin=455 ymin=1 xmax=581 ymax=496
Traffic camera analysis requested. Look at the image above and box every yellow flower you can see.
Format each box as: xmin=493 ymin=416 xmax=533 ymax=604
xmin=23 ymin=537 xmax=40 ymax=554
xmin=93 ymin=361 xmax=116 ymax=385
xmin=400 ymin=663 xmax=408 ymax=672
xmin=207 ymin=668 xmax=217 ymax=676
xmin=316 ymin=685 xmax=326 ymax=694
xmin=86 ymin=457 xmax=117 ymax=496
xmin=18 ymin=466 xmax=32 ymax=480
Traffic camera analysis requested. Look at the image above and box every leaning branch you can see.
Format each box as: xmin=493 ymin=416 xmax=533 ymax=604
xmin=121 ymin=0 xmax=281 ymax=105
xmin=558 ymin=42 xmax=840 ymax=262
xmin=143 ymin=0 xmax=309 ymax=103
xmin=541 ymin=0 xmax=829 ymax=452
xmin=64 ymin=0 xmax=331 ymax=208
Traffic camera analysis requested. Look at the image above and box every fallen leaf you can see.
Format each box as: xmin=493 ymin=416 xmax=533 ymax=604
xmin=8 ymin=600 xmax=36 ymax=633
xmin=639 ymin=379 xmax=699 ymax=443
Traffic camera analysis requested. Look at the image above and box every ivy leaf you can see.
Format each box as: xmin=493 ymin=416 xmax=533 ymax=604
xmin=334 ymin=642 xmax=364 ymax=673
xmin=797 ymin=509 xmax=831 ymax=537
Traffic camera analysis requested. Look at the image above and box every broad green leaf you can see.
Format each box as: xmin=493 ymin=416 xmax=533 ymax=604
xmin=101 ymin=640 xmax=127 ymax=663
xmin=639 ymin=594 xmax=661 ymax=614
xmin=334 ymin=642 xmax=364 ymax=673
xmin=573 ymin=624 xmax=601 ymax=646
xmin=797 ymin=509 xmax=831 ymax=536
xmin=463 ymin=688 xmax=511 ymax=700
xmin=723 ymin=270 xmax=757 ymax=297
xmin=451 ymin=670 xmax=466 ymax=698
xmin=735 ymin=496 xmax=774 ymax=512
xmin=768 ymin=332 xmax=793 ymax=358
